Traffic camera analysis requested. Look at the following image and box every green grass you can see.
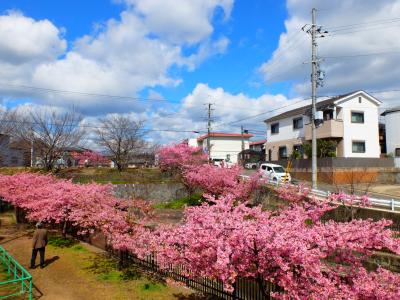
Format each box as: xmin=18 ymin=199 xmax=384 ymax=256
xmin=0 ymin=167 xmax=41 ymax=175
xmin=140 ymin=282 xmax=164 ymax=292
xmin=0 ymin=167 xmax=178 ymax=185
xmin=47 ymin=235 xmax=78 ymax=248
xmin=153 ymin=193 xmax=204 ymax=209
xmin=71 ymin=244 xmax=88 ymax=252
xmin=59 ymin=167 xmax=177 ymax=184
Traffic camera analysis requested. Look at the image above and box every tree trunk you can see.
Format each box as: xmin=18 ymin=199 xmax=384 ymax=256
xmin=62 ymin=220 xmax=68 ymax=238
xmin=256 ymin=274 xmax=268 ymax=299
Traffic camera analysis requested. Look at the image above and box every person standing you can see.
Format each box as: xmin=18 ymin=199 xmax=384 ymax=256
xmin=30 ymin=222 xmax=48 ymax=269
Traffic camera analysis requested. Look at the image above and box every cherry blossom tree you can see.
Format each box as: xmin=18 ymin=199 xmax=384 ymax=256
xmin=183 ymin=164 xmax=259 ymax=200
xmin=72 ymin=150 xmax=109 ymax=167
xmin=152 ymin=194 xmax=400 ymax=299
xmin=157 ymin=143 xmax=207 ymax=174
xmin=0 ymin=173 xmax=151 ymax=241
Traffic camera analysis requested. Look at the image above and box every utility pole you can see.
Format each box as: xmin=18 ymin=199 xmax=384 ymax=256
xmin=241 ymin=125 xmax=245 ymax=152
xmin=206 ymin=103 xmax=213 ymax=161
xmin=311 ymin=8 xmax=318 ymax=189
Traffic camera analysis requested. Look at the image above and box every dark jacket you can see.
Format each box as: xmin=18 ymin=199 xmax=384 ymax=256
xmin=32 ymin=228 xmax=48 ymax=249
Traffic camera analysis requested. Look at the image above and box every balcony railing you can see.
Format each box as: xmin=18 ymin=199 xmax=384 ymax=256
xmin=304 ymin=119 xmax=344 ymax=140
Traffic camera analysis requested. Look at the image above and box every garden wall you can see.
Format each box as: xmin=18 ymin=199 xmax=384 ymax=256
xmin=270 ymin=158 xmax=400 ymax=184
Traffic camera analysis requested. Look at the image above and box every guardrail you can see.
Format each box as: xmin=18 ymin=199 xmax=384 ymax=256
xmin=309 ymin=188 xmax=400 ymax=211
xmin=0 ymin=246 xmax=32 ymax=300
xmin=240 ymin=175 xmax=400 ymax=212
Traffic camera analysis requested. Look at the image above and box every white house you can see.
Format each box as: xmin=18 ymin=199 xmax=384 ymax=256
xmin=381 ymin=107 xmax=400 ymax=167
xmin=0 ymin=134 xmax=28 ymax=167
xmin=264 ymin=91 xmax=382 ymax=161
xmin=195 ymin=132 xmax=253 ymax=164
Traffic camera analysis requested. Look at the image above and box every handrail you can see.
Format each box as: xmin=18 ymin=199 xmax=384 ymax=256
xmin=0 ymin=246 xmax=32 ymax=300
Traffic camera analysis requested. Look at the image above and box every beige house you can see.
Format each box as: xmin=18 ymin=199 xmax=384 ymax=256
xmin=194 ymin=132 xmax=253 ymax=164
xmin=264 ymin=91 xmax=382 ymax=161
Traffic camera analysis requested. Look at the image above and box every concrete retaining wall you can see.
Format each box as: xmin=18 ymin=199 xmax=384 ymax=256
xmin=113 ymin=182 xmax=189 ymax=203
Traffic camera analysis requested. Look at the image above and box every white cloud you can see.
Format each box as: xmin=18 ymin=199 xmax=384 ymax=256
xmin=147 ymin=83 xmax=307 ymax=143
xmin=259 ymin=0 xmax=400 ymax=106
xmin=0 ymin=11 xmax=66 ymax=65
xmin=123 ymin=0 xmax=233 ymax=44
xmin=0 ymin=2 xmax=232 ymax=113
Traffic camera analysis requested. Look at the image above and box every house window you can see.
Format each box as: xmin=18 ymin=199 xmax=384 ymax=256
xmin=293 ymin=144 xmax=304 ymax=158
xmin=279 ymin=146 xmax=288 ymax=159
xmin=395 ymin=148 xmax=400 ymax=157
xmin=351 ymin=111 xmax=364 ymax=123
xmin=10 ymin=156 xmax=18 ymax=165
xmin=226 ymin=154 xmax=231 ymax=162
xmin=358 ymin=97 xmax=362 ymax=103
xmin=352 ymin=141 xmax=366 ymax=153
xmin=293 ymin=117 xmax=303 ymax=129
xmin=323 ymin=110 xmax=334 ymax=121
xmin=271 ymin=123 xmax=279 ymax=134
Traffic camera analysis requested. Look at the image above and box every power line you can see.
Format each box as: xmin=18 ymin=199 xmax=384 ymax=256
xmin=0 ymin=82 xmax=181 ymax=104
xmin=213 ymin=98 xmax=311 ymax=129
xmin=322 ymin=49 xmax=400 ymax=59
xmin=325 ymin=17 xmax=400 ymax=32
xmin=326 ymin=23 xmax=400 ymax=37
xmin=0 ymin=119 xmax=205 ymax=134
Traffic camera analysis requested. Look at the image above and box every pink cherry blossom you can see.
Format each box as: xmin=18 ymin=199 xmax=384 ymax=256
xmin=157 ymin=143 xmax=207 ymax=173
xmin=71 ymin=150 xmax=109 ymax=167
xmin=152 ymin=194 xmax=400 ymax=299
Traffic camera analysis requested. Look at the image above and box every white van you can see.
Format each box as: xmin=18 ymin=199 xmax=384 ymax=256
xmin=259 ymin=163 xmax=291 ymax=183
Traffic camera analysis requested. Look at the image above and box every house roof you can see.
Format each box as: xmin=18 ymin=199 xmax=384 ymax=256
xmin=197 ymin=132 xmax=254 ymax=142
xmin=381 ymin=106 xmax=400 ymax=116
xmin=264 ymin=90 xmax=380 ymax=123
xmin=250 ymin=140 xmax=267 ymax=146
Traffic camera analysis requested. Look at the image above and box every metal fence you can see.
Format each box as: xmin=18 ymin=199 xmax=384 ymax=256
xmin=117 ymin=250 xmax=280 ymax=300
xmin=0 ymin=246 xmax=32 ymax=300
xmin=309 ymin=188 xmax=400 ymax=212
xmin=241 ymin=175 xmax=400 ymax=212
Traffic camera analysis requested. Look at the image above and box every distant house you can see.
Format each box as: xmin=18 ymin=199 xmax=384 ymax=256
xmin=249 ymin=140 xmax=266 ymax=153
xmin=195 ymin=132 xmax=253 ymax=164
xmin=238 ymin=140 xmax=267 ymax=165
xmin=264 ymin=91 xmax=382 ymax=161
xmin=0 ymin=134 xmax=30 ymax=167
xmin=381 ymin=107 xmax=400 ymax=167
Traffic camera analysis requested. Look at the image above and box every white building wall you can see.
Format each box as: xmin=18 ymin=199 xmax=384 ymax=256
xmin=385 ymin=111 xmax=400 ymax=156
xmin=339 ymin=95 xmax=380 ymax=158
xmin=266 ymin=114 xmax=305 ymax=142
xmin=188 ymin=138 xmax=198 ymax=148
xmin=201 ymin=137 xmax=250 ymax=163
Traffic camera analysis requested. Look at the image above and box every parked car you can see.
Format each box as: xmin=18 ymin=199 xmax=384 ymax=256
xmin=245 ymin=162 xmax=258 ymax=169
xmin=213 ymin=159 xmax=235 ymax=168
xmin=259 ymin=163 xmax=291 ymax=183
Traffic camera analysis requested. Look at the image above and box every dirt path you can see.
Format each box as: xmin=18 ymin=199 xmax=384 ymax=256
xmin=0 ymin=211 xmax=200 ymax=300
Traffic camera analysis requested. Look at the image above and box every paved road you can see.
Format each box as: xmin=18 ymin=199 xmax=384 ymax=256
xmin=242 ymin=169 xmax=400 ymax=200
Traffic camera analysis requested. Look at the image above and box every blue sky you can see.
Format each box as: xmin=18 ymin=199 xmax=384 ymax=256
xmin=0 ymin=0 xmax=287 ymax=102
xmin=0 ymin=0 xmax=399 ymax=143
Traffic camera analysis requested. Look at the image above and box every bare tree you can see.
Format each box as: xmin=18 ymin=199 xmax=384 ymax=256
xmin=0 ymin=108 xmax=18 ymax=166
xmin=95 ymin=115 xmax=144 ymax=171
xmin=16 ymin=108 xmax=85 ymax=171
xmin=0 ymin=108 xmax=17 ymax=136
